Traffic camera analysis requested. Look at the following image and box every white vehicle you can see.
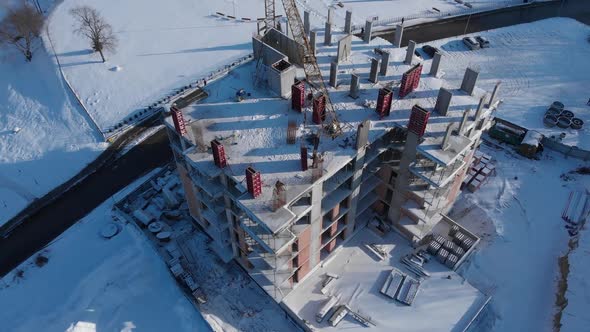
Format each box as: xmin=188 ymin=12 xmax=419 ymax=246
xmin=462 ymin=37 xmax=480 ymax=50
xmin=475 ymin=36 xmax=490 ymax=48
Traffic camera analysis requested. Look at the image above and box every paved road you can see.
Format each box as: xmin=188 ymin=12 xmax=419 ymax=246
xmin=1 ymin=0 xmax=589 ymax=277
xmin=378 ymin=0 xmax=590 ymax=45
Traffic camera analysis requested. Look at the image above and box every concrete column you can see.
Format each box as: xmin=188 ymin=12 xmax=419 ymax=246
xmin=324 ymin=22 xmax=332 ymax=46
xmin=363 ymin=20 xmax=373 ymax=43
xmin=460 ymin=67 xmax=479 ymax=96
xmin=349 ymin=73 xmax=360 ymax=98
xmin=434 ymin=88 xmax=452 ymax=116
xmin=308 ymin=182 xmax=323 ymax=267
xmin=304 ymin=11 xmax=310 ymax=36
xmin=346 ymin=120 xmax=370 ymax=238
xmin=404 ymin=40 xmax=416 ymax=65
xmin=310 ymin=31 xmax=317 ymax=56
xmin=458 ymin=109 xmax=470 ymax=135
xmin=380 ymin=51 xmax=390 ymax=76
xmin=475 ymin=95 xmax=486 ymax=121
xmin=328 ymin=7 xmax=334 ymax=24
xmin=487 ymin=82 xmax=501 ymax=107
xmin=393 ymin=24 xmax=404 ymax=47
xmin=441 ymin=124 xmax=454 ymax=150
xmin=388 ymin=132 xmax=419 ymax=226
xmin=344 ymin=10 xmax=353 ymax=34
xmin=329 ymin=61 xmax=338 ymax=87
xmin=430 ymin=52 xmax=442 ymax=77
xmin=369 ymin=58 xmax=380 ymax=83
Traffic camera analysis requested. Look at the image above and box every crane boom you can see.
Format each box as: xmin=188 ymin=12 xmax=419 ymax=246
xmin=280 ymin=0 xmax=342 ymax=137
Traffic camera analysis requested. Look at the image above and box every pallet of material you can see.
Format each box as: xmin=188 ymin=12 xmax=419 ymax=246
xmin=396 ymin=277 xmax=420 ymax=306
xmin=436 ymin=248 xmax=449 ymax=264
xmin=329 ymin=305 xmax=348 ymax=327
xmin=427 ymin=240 xmax=442 ymax=255
xmin=380 ymin=270 xmax=405 ymax=299
xmin=445 ymin=253 xmax=458 ymax=269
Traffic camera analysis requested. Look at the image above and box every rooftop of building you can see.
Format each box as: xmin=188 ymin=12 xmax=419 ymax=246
xmin=165 ymin=29 xmax=493 ymax=235
xmin=282 ymin=226 xmax=489 ymax=332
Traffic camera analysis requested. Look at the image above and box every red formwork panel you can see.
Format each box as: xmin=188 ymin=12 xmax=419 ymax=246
xmin=171 ymin=106 xmax=187 ymax=135
xmin=245 ymin=167 xmax=262 ymax=198
xmin=298 ymin=225 xmax=311 ymax=249
xmin=300 ymin=145 xmax=308 ymax=171
xmin=312 ymin=94 xmax=326 ymax=125
xmin=211 ymin=139 xmax=227 ymax=168
xmin=408 ymin=105 xmax=430 ymax=137
xmin=292 ymin=80 xmax=305 ymax=112
xmin=376 ymin=88 xmax=393 ymax=118
xmin=399 ymin=64 xmax=423 ymax=99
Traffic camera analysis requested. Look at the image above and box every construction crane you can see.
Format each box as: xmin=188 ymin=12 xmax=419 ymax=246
xmin=268 ymin=0 xmax=343 ymax=138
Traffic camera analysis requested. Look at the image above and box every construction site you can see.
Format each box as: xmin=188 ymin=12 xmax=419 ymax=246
xmin=157 ymin=1 xmax=499 ymax=330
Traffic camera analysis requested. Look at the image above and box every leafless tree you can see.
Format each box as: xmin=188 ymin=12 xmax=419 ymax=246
xmin=0 ymin=3 xmax=44 ymax=62
xmin=70 ymin=6 xmax=117 ymax=62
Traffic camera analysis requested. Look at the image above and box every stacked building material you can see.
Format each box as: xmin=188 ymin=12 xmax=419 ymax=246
xmin=449 ymin=225 xmax=460 ymax=237
xmin=380 ymin=269 xmax=405 ymax=299
xmin=427 ymin=240 xmax=442 ymax=255
xmin=396 ymin=277 xmax=420 ymax=306
xmin=464 ymin=150 xmax=496 ymax=192
xmin=436 ymin=248 xmax=449 ymax=264
xmin=460 ymin=237 xmax=474 ymax=250
xmin=445 ymin=254 xmax=459 ymax=269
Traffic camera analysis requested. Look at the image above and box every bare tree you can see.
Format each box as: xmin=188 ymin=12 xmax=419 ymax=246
xmin=0 ymin=3 xmax=44 ymax=62
xmin=70 ymin=6 xmax=117 ymax=62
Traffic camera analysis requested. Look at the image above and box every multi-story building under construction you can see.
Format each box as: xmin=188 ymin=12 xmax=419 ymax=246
xmin=164 ymin=25 xmax=498 ymax=303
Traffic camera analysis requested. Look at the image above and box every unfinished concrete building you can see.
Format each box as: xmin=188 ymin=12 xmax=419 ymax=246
xmin=164 ymin=26 xmax=496 ymax=309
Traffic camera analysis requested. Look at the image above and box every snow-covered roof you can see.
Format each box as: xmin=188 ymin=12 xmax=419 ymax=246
xmin=167 ymin=31 xmax=487 ymax=234
xmin=282 ymin=227 xmax=489 ymax=331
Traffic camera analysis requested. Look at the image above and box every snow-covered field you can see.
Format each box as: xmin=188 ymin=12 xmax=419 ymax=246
xmin=46 ymin=0 xmax=522 ymax=133
xmin=427 ymin=18 xmax=590 ymax=149
xmin=0 ymin=170 xmax=211 ymax=332
xmin=560 ymin=226 xmax=590 ymax=331
xmin=449 ymin=143 xmax=590 ymax=331
xmin=0 ymin=4 xmax=104 ymax=226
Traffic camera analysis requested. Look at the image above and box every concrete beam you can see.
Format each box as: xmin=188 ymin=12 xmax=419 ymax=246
xmin=349 ymin=73 xmax=360 ymax=98
xmin=475 ymin=95 xmax=486 ymax=121
xmin=430 ymin=52 xmax=442 ymax=77
xmin=363 ymin=20 xmax=373 ymax=43
xmin=344 ymin=10 xmax=353 ymax=34
xmin=310 ymin=31 xmax=317 ymax=56
xmin=487 ymin=81 xmax=501 ymax=107
xmin=380 ymin=51 xmax=390 ymax=76
xmin=404 ymin=40 xmax=416 ymax=65
xmin=369 ymin=58 xmax=380 ymax=83
xmin=324 ymin=22 xmax=332 ymax=46
xmin=458 ymin=109 xmax=470 ymax=135
xmin=434 ymin=88 xmax=452 ymax=116
xmin=460 ymin=67 xmax=479 ymax=96
xmin=329 ymin=61 xmax=338 ymax=87
xmin=393 ymin=24 xmax=404 ymax=47
xmin=304 ymin=11 xmax=310 ymax=36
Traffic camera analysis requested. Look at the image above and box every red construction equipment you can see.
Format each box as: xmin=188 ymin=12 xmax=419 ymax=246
xmin=399 ymin=64 xmax=423 ymax=98
xmin=246 ymin=167 xmax=262 ymax=198
xmin=312 ymin=94 xmax=326 ymax=124
xmin=211 ymin=140 xmax=227 ymax=168
xmin=171 ymin=105 xmax=187 ymax=136
xmin=408 ymin=105 xmax=430 ymax=137
xmin=292 ymin=79 xmax=305 ymax=112
xmin=376 ymin=88 xmax=393 ymax=118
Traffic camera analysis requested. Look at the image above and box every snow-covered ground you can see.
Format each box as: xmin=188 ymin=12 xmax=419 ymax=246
xmin=426 ymin=18 xmax=590 ymax=149
xmin=448 ymin=142 xmax=590 ymax=331
xmin=0 ymin=4 xmax=104 ymax=226
xmin=45 ymin=0 xmax=522 ymax=133
xmin=0 ymin=170 xmax=211 ymax=332
xmin=560 ymin=224 xmax=590 ymax=331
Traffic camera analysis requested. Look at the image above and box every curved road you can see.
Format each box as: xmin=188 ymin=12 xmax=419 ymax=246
xmin=1 ymin=0 xmax=589 ymax=277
